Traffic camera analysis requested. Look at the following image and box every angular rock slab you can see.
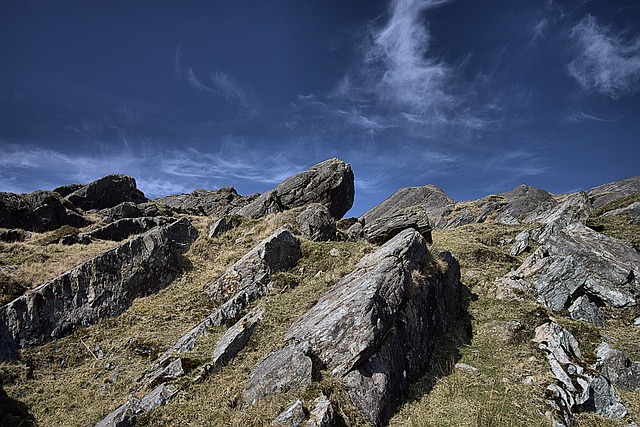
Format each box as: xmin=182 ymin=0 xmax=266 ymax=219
xmin=95 ymin=383 xmax=178 ymax=427
xmin=66 ymin=174 xmax=148 ymax=211
xmin=512 ymin=223 xmax=639 ymax=311
xmin=271 ymin=400 xmax=306 ymax=427
xmin=307 ymin=394 xmax=336 ymax=427
xmin=210 ymin=308 xmax=264 ymax=372
xmin=243 ymin=343 xmax=313 ymax=405
xmin=285 ymin=229 xmax=461 ymax=425
xmin=0 ymin=218 xmax=198 ymax=361
xmin=156 ymin=187 xmax=257 ymax=216
xmin=235 ymin=158 xmax=354 ymax=219
xmin=596 ymin=342 xmax=640 ymax=390
xmin=205 ymin=227 xmax=301 ymax=300
xmin=362 ymin=204 xmax=432 ymax=245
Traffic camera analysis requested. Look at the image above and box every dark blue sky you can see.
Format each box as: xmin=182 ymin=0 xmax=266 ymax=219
xmin=1 ymin=0 xmax=639 ymax=216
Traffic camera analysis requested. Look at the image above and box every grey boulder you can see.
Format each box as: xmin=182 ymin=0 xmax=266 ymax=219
xmin=595 ymin=342 xmax=640 ymax=390
xmin=66 ymin=174 xmax=147 ymax=211
xmin=234 ymin=158 xmax=354 ymax=219
xmin=156 ymin=187 xmax=256 ymax=216
xmin=296 ymin=204 xmax=336 ymax=241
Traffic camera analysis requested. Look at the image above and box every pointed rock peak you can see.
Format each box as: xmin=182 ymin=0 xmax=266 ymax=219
xmin=66 ymin=174 xmax=148 ymax=211
xmin=234 ymin=158 xmax=354 ymax=219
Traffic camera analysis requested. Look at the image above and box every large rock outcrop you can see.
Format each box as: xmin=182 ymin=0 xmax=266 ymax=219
xmin=234 ymin=159 xmax=354 ymax=219
xmin=66 ymin=174 xmax=147 ymax=211
xmin=0 ymin=218 xmax=198 ymax=361
xmin=155 ymin=187 xmax=256 ymax=216
xmin=587 ymin=176 xmax=640 ymax=207
xmin=281 ymin=229 xmax=461 ymax=425
xmin=0 ymin=190 xmax=89 ymax=232
xmin=360 ymin=185 xmax=453 ymax=225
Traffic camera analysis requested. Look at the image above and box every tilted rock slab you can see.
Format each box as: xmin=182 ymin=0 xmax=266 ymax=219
xmin=284 ymin=229 xmax=461 ymax=425
xmin=587 ymin=175 xmax=640 ymax=207
xmin=595 ymin=342 xmax=640 ymax=390
xmin=205 ymin=227 xmax=301 ymax=300
xmin=156 ymin=186 xmax=257 ymax=216
xmin=66 ymin=174 xmax=148 ymax=211
xmin=362 ymin=205 xmax=432 ymax=245
xmin=234 ymin=158 xmax=354 ymax=219
xmin=296 ymin=204 xmax=336 ymax=241
xmin=0 ymin=218 xmax=198 ymax=361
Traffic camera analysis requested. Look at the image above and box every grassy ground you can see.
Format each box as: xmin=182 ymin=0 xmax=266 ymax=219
xmin=2 ymin=211 xmax=639 ymax=426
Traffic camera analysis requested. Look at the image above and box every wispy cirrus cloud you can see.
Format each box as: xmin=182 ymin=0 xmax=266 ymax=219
xmin=568 ymin=15 xmax=640 ymax=99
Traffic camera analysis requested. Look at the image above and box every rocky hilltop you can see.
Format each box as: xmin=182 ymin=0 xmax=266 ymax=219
xmin=0 ymin=161 xmax=638 ymax=427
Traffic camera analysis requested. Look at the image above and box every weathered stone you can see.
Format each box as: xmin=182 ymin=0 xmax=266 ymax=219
xmin=568 ymin=296 xmax=605 ymax=326
xmin=0 ymin=190 xmax=90 ymax=232
xmin=533 ymin=321 xmax=627 ymax=425
xmin=235 ymin=158 xmax=354 ymax=219
xmin=296 ymin=204 xmax=336 ymax=241
xmin=0 ymin=229 xmax=27 ymax=243
xmin=361 ymin=185 xmax=453 ymax=225
xmin=208 ymin=215 xmax=243 ymax=238
xmin=0 ymin=218 xmax=198 ymax=361
xmin=532 ymin=192 xmax=592 ymax=228
xmin=513 ymin=223 xmax=638 ymax=311
xmin=345 ymin=221 xmax=364 ymax=242
xmin=510 ymin=230 xmax=530 ymax=257
xmin=362 ymin=205 xmax=432 ymax=245
xmin=100 ymin=202 xmax=165 ymax=223
xmin=52 ymin=183 xmax=85 ymax=197
xmin=601 ymin=201 xmax=640 ymax=225
xmin=66 ymin=175 xmax=147 ymax=211
xmin=205 ymin=227 xmax=301 ymax=300
xmin=95 ymin=383 xmax=178 ymax=427
xmin=595 ymin=342 xmax=640 ymax=390
xmin=285 ymin=229 xmax=461 ymax=425
xmin=210 ymin=308 xmax=264 ymax=372
xmin=307 ymin=394 xmax=335 ymax=427
xmin=271 ymin=400 xmax=306 ymax=427
xmin=156 ymin=187 xmax=256 ymax=216
xmin=587 ymin=176 xmax=640 ymax=207
xmin=85 ymin=217 xmax=172 ymax=242
xmin=243 ymin=343 xmax=313 ymax=405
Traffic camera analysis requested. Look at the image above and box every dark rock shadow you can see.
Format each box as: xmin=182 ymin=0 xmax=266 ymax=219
xmin=388 ymin=282 xmax=474 ymax=422
xmin=0 ymin=382 xmax=37 ymax=427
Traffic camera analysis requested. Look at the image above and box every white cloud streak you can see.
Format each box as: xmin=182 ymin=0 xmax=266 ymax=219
xmin=568 ymin=15 xmax=640 ymax=99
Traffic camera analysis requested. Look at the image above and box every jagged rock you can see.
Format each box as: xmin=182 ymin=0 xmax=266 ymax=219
xmin=0 ymin=229 xmax=27 ymax=243
xmin=595 ymin=342 xmax=640 ymax=390
xmin=156 ymin=187 xmax=256 ymax=216
xmin=362 ymin=205 xmax=432 ymax=245
xmin=0 ymin=218 xmax=198 ymax=361
xmin=95 ymin=383 xmax=178 ymax=427
xmin=208 ymin=215 xmax=243 ymax=238
xmin=271 ymin=400 xmax=306 ymax=427
xmin=0 ymin=190 xmax=90 ymax=232
xmin=205 ymin=227 xmax=301 ymax=300
xmin=307 ymin=394 xmax=335 ymax=427
xmin=235 ymin=158 xmax=354 ymax=219
xmin=568 ymin=296 xmax=605 ymax=326
xmin=510 ymin=230 xmax=530 ymax=257
xmin=296 ymin=204 xmax=336 ymax=241
xmin=66 ymin=174 xmax=147 ymax=211
xmin=345 ymin=221 xmax=364 ymax=242
xmin=285 ymin=229 xmax=461 ymax=425
xmin=533 ymin=321 xmax=626 ymax=425
xmin=100 ymin=202 xmax=164 ymax=223
xmin=210 ymin=308 xmax=264 ymax=372
xmin=532 ymin=192 xmax=592 ymax=228
xmin=587 ymin=176 xmax=640 ymax=207
xmin=243 ymin=343 xmax=313 ymax=405
xmin=602 ymin=201 xmax=640 ymax=225
xmin=510 ymin=223 xmax=639 ymax=311
xmin=84 ymin=216 xmax=172 ymax=242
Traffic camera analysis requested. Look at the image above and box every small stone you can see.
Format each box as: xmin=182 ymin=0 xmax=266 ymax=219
xmin=523 ymin=376 xmax=538 ymax=386
xmin=454 ymin=362 xmax=479 ymax=376
xmin=307 ymin=394 xmax=336 ymax=427
xmin=329 ymin=248 xmax=340 ymax=257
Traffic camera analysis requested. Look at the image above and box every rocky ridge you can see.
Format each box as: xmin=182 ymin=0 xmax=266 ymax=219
xmin=0 ymin=164 xmax=638 ymax=427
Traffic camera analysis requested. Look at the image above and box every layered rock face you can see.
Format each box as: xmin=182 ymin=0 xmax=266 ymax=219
xmin=281 ymin=229 xmax=461 ymax=425
xmin=0 ymin=218 xmax=198 ymax=361
xmin=235 ymin=158 xmax=354 ymax=219
xmin=66 ymin=174 xmax=148 ymax=211
xmin=587 ymin=176 xmax=640 ymax=207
